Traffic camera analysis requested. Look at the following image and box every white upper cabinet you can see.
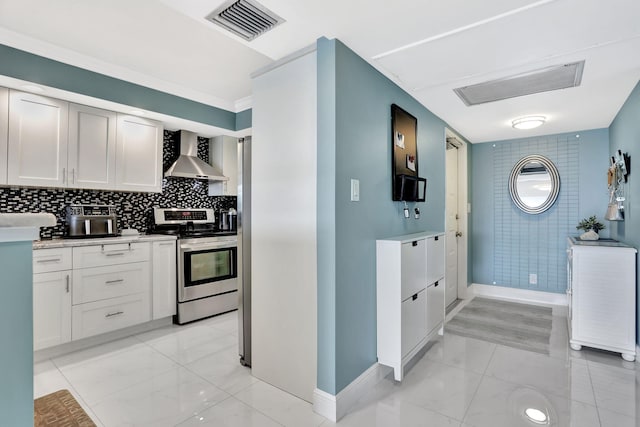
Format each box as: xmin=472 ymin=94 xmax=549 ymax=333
xmin=208 ymin=135 xmax=238 ymax=196
xmin=7 ymin=91 xmax=69 ymax=187
xmin=68 ymin=103 xmax=117 ymax=190
xmin=0 ymin=87 xmax=7 ymax=185
xmin=115 ymin=114 xmax=163 ymax=193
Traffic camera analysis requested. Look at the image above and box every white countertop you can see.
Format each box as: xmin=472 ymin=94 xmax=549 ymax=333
xmin=0 ymin=213 xmax=57 ymax=243
xmin=33 ymin=234 xmax=177 ymax=249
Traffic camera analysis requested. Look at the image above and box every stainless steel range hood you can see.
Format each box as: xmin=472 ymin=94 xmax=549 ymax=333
xmin=165 ymin=130 xmax=229 ymax=181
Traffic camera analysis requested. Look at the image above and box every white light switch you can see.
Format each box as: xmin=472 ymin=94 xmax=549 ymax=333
xmin=529 ymin=273 xmax=537 ymax=285
xmin=351 ymin=179 xmax=360 ymax=201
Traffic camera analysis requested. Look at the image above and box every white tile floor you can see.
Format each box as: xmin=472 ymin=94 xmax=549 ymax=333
xmin=34 ymin=304 xmax=639 ymax=426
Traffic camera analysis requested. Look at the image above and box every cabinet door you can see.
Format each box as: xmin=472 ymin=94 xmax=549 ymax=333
xmin=68 ymin=104 xmax=117 ymax=190
xmin=33 ymin=271 xmax=72 ymax=350
xmin=208 ymin=135 xmax=238 ymax=196
xmin=426 ymin=235 xmax=445 ymax=284
xmin=0 ymin=87 xmax=7 ymax=185
xmin=152 ymin=240 xmax=177 ymax=319
xmin=427 ymin=279 xmax=445 ymax=333
xmin=401 ymin=239 xmax=427 ymax=301
xmin=401 ymin=289 xmax=427 ymax=357
xmin=7 ymin=91 xmax=69 ymax=187
xmin=115 ymin=114 xmax=162 ymax=192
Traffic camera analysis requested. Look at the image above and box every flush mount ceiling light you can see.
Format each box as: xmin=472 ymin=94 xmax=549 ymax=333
xmin=512 ymin=116 xmax=546 ymax=130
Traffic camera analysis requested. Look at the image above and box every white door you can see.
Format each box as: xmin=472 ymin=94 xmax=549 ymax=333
xmin=445 ymin=145 xmax=459 ymax=307
xmin=0 ymin=87 xmax=8 ymax=185
xmin=68 ymin=103 xmax=117 ymax=190
xmin=33 ymin=271 xmax=72 ymax=351
xmin=7 ymin=91 xmax=69 ymax=187
xmin=115 ymin=114 xmax=163 ymax=192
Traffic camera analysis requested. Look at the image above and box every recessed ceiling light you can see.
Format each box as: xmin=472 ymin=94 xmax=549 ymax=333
xmin=512 ymin=116 xmax=546 ymax=130
xmin=21 ymin=84 xmax=44 ymax=93
xmin=524 ymin=407 xmax=549 ymax=424
xmin=129 ymin=110 xmax=146 ymax=116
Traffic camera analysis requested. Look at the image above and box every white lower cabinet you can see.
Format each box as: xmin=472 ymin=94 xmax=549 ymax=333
xmin=152 ymin=240 xmax=177 ymax=319
xmin=33 ymin=271 xmax=72 ymax=351
xmin=72 ymin=293 xmax=151 ymax=340
xmin=377 ymin=231 xmax=445 ymax=381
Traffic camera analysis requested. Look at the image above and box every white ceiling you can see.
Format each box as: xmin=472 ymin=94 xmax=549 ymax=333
xmin=0 ymin=0 xmax=639 ymax=142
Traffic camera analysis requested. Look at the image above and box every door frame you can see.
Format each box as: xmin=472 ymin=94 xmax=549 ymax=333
xmin=444 ymin=128 xmax=469 ymax=301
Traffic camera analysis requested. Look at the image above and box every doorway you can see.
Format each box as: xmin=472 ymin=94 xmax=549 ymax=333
xmin=444 ymin=129 xmax=468 ymax=309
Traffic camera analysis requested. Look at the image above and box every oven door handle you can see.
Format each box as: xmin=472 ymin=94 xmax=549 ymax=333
xmin=180 ymin=242 xmax=236 ymax=252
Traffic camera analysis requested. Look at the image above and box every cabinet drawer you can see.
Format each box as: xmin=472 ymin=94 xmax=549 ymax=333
xmin=427 ymin=279 xmax=445 ymax=333
xmin=401 ymin=239 xmax=427 ymax=301
xmin=72 ymin=293 xmax=151 ymax=340
xmin=426 ymin=236 xmax=445 ymax=284
xmin=33 ymin=247 xmax=73 ymax=273
xmin=401 ymin=289 xmax=427 ymax=357
xmin=73 ymin=262 xmax=150 ymax=305
xmin=73 ymin=242 xmax=150 ymax=269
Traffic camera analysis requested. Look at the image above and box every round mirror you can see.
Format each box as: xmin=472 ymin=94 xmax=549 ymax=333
xmin=509 ymin=155 xmax=560 ymax=214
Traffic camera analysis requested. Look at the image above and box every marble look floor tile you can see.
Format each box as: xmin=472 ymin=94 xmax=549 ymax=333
xmin=380 ymin=360 xmax=483 ymax=421
xmin=584 ymin=347 xmax=639 ymax=371
xmin=185 ymin=346 xmax=257 ymax=395
xmin=330 ymin=399 xmax=462 ymax=427
xmin=51 ymin=337 xmax=143 ymax=369
xmin=176 ymin=396 xmax=282 ymax=426
xmin=143 ymin=326 xmax=237 ymax=365
xmin=424 ymin=333 xmax=496 ymax=374
xmin=589 ymin=363 xmax=640 ymax=419
xmin=463 ymin=376 xmax=600 ymax=427
xmin=90 ymin=367 xmax=230 ymax=427
xmin=484 ymin=345 xmax=595 ymax=405
xmin=234 ymin=380 xmax=325 ymax=427
xmin=598 ymin=407 xmax=638 ymax=427
xmin=54 ymin=341 xmax=178 ymax=405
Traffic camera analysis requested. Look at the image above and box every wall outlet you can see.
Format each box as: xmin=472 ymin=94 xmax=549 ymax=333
xmin=350 ymin=179 xmax=360 ymax=202
xmin=529 ymin=273 xmax=537 ymax=285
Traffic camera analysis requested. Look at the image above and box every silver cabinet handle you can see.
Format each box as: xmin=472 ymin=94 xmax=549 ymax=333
xmin=66 ymin=275 xmax=70 ymax=293
xmin=105 ymin=279 xmax=124 ymax=285
xmin=37 ymin=258 xmax=62 ymax=263
xmin=62 ymin=167 xmax=66 ymax=184
xmin=105 ymin=311 xmax=124 ymax=318
xmin=105 ymin=252 xmax=125 ymax=257
xmin=71 ymin=168 xmax=75 ymax=184
xmin=158 ymin=242 xmax=174 ymax=246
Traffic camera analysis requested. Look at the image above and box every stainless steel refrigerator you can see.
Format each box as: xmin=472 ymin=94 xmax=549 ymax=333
xmin=237 ymin=136 xmax=251 ymax=367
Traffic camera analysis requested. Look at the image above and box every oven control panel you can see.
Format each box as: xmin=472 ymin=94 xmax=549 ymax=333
xmin=153 ymin=208 xmax=215 ymax=225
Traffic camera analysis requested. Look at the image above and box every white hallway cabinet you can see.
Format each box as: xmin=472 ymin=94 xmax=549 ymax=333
xmin=567 ymin=237 xmax=637 ymax=361
xmin=377 ymin=231 xmax=445 ymax=381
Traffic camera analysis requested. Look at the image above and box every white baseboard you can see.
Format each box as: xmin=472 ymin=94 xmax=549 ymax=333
xmin=313 ymin=362 xmax=391 ymax=422
xmin=470 ymin=283 xmax=568 ymax=307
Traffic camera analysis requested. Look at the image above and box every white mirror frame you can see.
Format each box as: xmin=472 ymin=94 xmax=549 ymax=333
xmin=509 ymin=155 xmax=560 ymax=214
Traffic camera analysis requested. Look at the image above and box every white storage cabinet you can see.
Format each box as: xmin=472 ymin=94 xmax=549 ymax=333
xmin=208 ymin=135 xmax=238 ymax=196
xmin=71 ymin=242 xmax=151 ymax=340
xmin=377 ymin=231 xmax=445 ymax=381
xmin=0 ymin=87 xmax=8 ymax=185
xmin=152 ymin=240 xmax=177 ymax=319
xmin=33 ymin=248 xmax=73 ymax=350
xmin=567 ymin=238 xmax=637 ymax=361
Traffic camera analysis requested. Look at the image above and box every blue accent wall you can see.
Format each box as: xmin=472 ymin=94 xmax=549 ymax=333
xmin=316 ymin=38 xmax=447 ymax=395
xmin=0 ymin=44 xmax=251 ymax=131
xmin=471 ymin=129 xmax=609 ymax=292
xmin=0 ymin=241 xmax=34 ymax=425
xmin=608 ymin=80 xmax=640 ymax=344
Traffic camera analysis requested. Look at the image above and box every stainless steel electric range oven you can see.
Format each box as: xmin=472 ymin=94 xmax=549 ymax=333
xmin=152 ymin=207 xmax=237 ymax=324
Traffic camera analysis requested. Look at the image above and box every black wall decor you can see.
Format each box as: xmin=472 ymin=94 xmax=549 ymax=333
xmin=0 ymin=130 xmax=236 ymax=238
xmin=391 ymin=104 xmax=421 ymax=201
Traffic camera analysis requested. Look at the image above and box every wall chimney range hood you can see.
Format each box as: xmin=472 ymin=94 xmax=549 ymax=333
xmin=165 ymin=130 xmax=228 ymax=181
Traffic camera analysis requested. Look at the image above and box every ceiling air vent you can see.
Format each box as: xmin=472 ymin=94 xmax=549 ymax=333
xmin=205 ymin=0 xmax=285 ymax=41
xmin=453 ymin=60 xmax=585 ymax=106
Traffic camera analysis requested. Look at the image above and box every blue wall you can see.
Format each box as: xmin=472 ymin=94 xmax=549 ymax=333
xmin=471 ymin=129 xmax=609 ymax=292
xmin=0 ymin=44 xmax=251 ymax=131
xmin=609 ymin=80 xmax=640 ymax=343
xmin=0 ymin=241 xmax=34 ymax=425
xmin=316 ymin=38 xmax=448 ymax=395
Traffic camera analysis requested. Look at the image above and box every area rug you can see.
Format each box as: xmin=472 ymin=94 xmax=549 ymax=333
xmin=445 ymin=297 xmax=552 ymax=355
xmin=34 ymin=389 xmax=96 ymax=427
